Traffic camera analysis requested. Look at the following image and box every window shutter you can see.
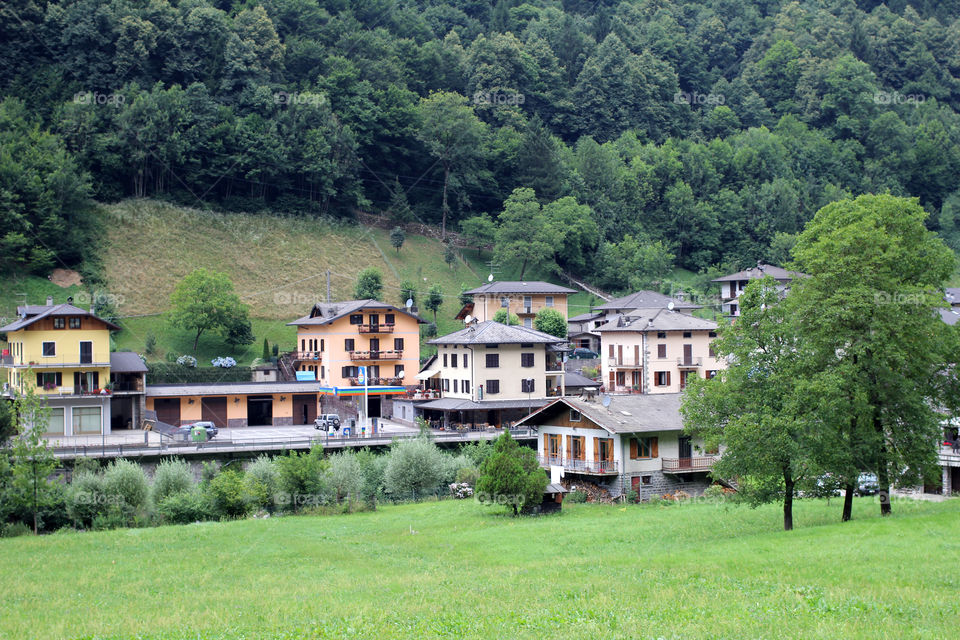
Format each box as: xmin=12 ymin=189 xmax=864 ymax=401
xmin=565 ymin=435 xmax=571 ymax=460
xmin=630 ymin=438 xmax=638 ymax=460
xmin=666 ymin=372 xmax=671 ymax=386
xmin=56 ymin=372 xmax=62 ymax=386
xmin=36 ymin=373 xmax=41 ymax=387
xmin=543 ymin=437 xmax=549 ymax=459
xmin=651 ymin=437 xmax=659 ymax=458
xmin=608 ymin=344 xmax=614 ymax=357
xmin=593 ymin=437 xmax=599 ymax=462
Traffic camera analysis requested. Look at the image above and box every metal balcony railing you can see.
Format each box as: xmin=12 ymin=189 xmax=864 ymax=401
xmin=537 ymin=455 xmax=618 ymax=474
xmin=662 ymin=456 xmax=716 ymax=472
xmin=677 ymin=357 xmax=703 ymax=367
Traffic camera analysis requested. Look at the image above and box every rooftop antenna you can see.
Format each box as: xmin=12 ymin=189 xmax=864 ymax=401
xmin=667 ymin=301 xmax=675 ymax=311
xmin=601 ymin=394 xmax=611 ymax=408
xmin=405 ymin=298 xmax=414 ymax=310
xmin=488 ymin=273 xmax=494 ymax=282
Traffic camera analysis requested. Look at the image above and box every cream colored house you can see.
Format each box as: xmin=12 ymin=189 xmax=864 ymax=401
xmin=514 ymin=394 xmax=716 ymax=499
xmin=415 ymin=321 xmax=565 ymax=427
xmin=712 ymin=263 xmax=805 ymax=317
xmin=596 ymin=308 xmax=722 ymax=394
xmin=459 ymin=281 xmax=577 ymax=326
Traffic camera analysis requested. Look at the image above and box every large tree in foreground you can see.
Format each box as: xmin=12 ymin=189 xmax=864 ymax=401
xmin=168 ymin=268 xmax=251 ymax=352
xmin=789 ymin=194 xmax=958 ymax=517
xmin=682 ymin=278 xmax=810 ymax=531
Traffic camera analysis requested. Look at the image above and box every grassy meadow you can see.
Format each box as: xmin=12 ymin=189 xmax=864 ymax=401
xmin=1 ymin=497 xmax=957 ymax=639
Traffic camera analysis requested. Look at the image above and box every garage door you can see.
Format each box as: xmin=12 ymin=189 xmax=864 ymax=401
xmin=293 ymin=394 xmax=317 ymax=425
xmin=154 ymin=398 xmax=181 ymax=426
xmin=201 ymin=396 xmax=228 ymax=428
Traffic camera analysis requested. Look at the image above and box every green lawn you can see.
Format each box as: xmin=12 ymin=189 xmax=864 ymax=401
xmin=2 ymin=497 xmax=957 ymax=639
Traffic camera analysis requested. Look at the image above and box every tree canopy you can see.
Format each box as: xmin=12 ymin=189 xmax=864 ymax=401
xmin=168 ymin=268 xmax=251 ymax=352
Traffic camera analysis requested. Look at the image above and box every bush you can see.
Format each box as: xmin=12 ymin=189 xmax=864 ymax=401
xmin=157 ymin=490 xmax=212 ymax=525
xmin=384 ymin=436 xmax=446 ymax=501
xmin=144 ymin=333 xmax=157 ymax=355
xmin=455 ymin=466 xmax=480 ymax=486
xmin=208 ymin=469 xmax=251 ymax=518
xmin=275 ymin=448 xmax=328 ymax=511
xmin=103 ymin=459 xmax=150 ymax=511
xmin=567 ymin=490 xmax=588 ymax=503
xmin=153 ymin=459 xmax=194 ymax=504
xmin=703 ymin=484 xmax=727 ymax=502
xmin=67 ymin=470 xmax=108 ymax=527
xmin=1 ymin=521 xmax=32 ymax=537
xmin=176 ymin=355 xmax=198 ymax=367
xmin=72 ymin=457 xmax=101 ymax=476
xmin=211 ymin=356 xmax=237 ymax=368
xmin=420 ymin=322 xmax=437 ymax=338
xmin=355 ymin=448 xmax=386 ymax=509
xmin=327 ymin=451 xmax=363 ymax=504
xmin=201 ymin=461 xmax=220 ymax=483
xmin=625 ymin=489 xmax=639 ymax=503
xmin=449 ymin=482 xmax=474 ymax=499
xmin=244 ymin=455 xmax=279 ymax=512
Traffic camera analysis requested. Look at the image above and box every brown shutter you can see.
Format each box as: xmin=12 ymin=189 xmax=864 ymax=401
xmin=666 ymin=372 xmax=671 ymax=387
xmin=543 ymin=437 xmax=549 ymax=459
xmin=651 ymin=437 xmax=659 ymax=458
xmin=630 ymin=438 xmax=638 ymax=460
xmin=565 ymin=435 xmax=571 ymax=461
xmin=593 ymin=437 xmax=599 ymax=462
xmin=608 ymin=344 xmax=614 ymax=357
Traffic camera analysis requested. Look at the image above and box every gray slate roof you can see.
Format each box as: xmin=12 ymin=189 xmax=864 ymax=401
xmin=592 ymin=290 xmax=700 ymax=312
xmin=563 ymin=371 xmax=601 ymax=388
xmin=110 ymin=352 xmax=148 ymax=373
xmin=939 ymin=308 xmax=960 ymax=326
xmin=945 ymin=288 xmax=960 ymax=306
xmin=514 ymin=394 xmax=685 ymax=434
xmin=596 ymin=308 xmax=717 ymax=333
xmin=712 ymin=263 xmax=806 ymax=283
xmin=429 ymin=321 xmax=565 ymax=345
xmin=288 ymin=299 xmax=425 ymax=326
xmin=0 ymin=303 xmax=122 ymax=332
xmin=414 ymin=397 xmax=552 ymax=411
xmin=463 ymin=281 xmax=576 ymax=295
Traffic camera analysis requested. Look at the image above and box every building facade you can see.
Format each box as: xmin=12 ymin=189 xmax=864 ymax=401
xmin=712 ymin=263 xmax=805 ymax=317
xmin=460 ymin=281 xmax=577 ymax=326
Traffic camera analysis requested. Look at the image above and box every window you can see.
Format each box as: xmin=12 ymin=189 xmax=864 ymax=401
xmin=394 ymin=338 xmax=404 ymax=351
xmin=69 ymin=317 xmax=81 ymax=329
xmin=42 ymin=342 xmax=55 ymax=357
xmin=486 ymin=380 xmax=500 ymax=394
xmin=451 ymin=353 xmax=458 ymax=368
xmin=683 ymin=331 xmax=691 ymax=338
xmin=443 ymin=353 xmax=448 ymax=367
xmin=523 ymin=318 xmax=532 ymax=328
xmin=45 ymin=408 xmax=65 ymax=436
xmin=341 ymin=366 xmax=358 ymax=378
xmin=345 ymin=338 xmax=355 ymax=352
xmin=385 ymin=314 xmax=395 ymax=325
xmin=521 ymin=378 xmax=535 ymax=393
xmin=545 ymin=296 xmax=554 ymax=307
xmin=641 ymin=475 xmax=652 ymax=485
xmin=486 ymin=353 xmax=499 ymax=368
xmin=630 ymin=437 xmax=659 ymax=459
xmin=486 ymin=344 xmax=499 ymax=348
xmin=321 ymin=366 xmax=325 ymax=378
xmin=520 ymin=343 xmax=533 ymax=348
xmin=463 ymin=354 xmax=468 ymax=368
xmin=36 ymin=372 xmax=62 ymax=388
xmin=463 ymin=379 xmax=469 ymax=393
xmin=569 ymin=409 xmax=581 ymax=422
xmin=453 ymin=380 xmax=458 ymax=393
xmin=657 ymin=331 xmax=666 ymax=339
xmin=569 ymin=436 xmax=585 ymax=461
xmin=709 ymin=344 xmax=716 ymax=358
xmin=654 ymin=371 xmax=671 ymax=386
xmin=53 ymin=317 xmax=65 ymax=329
xmin=73 ymin=406 xmax=102 ymax=435
xmin=708 ymin=331 xmax=717 ymax=338
xmin=320 ymin=339 xmax=325 ymax=351
xmin=521 ymin=353 xmax=535 ymax=368
xmin=547 ymin=434 xmax=561 ymax=459
xmin=394 ymin=365 xmax=404 ymax=377
xmin=706 ymin=370 xmax=718 ymax=379
xmin=349 ymin=314 xmax=363 ymax=325
xmin=443 ymin=379 xmax=450 ymax=391
xmin=657 ymin=344 xmax=666 ymax=358
xmin=500 ymin=296 xmax=509 ymax=307
xmin=301 ymin=338 xmax=306 ymax=351
xmin=523 ymin=296 xmax=532 ymax=309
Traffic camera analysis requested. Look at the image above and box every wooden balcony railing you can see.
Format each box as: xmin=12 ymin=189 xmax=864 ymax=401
xmin=537 ymin=455 xmax=618 ymax=474
xmin=358 ymin=324 xmax=395 ymax=333
xmin=349 ymin=350 xmax=403 ymax=361
xmin=662 ymin=456 xmax=716 ymax=472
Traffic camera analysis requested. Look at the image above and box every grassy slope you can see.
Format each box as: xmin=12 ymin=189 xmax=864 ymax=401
xmin=1 ymin=498 xmax=957 ymax=639
xmin=0 ymin=200 xmax=587 ymax=364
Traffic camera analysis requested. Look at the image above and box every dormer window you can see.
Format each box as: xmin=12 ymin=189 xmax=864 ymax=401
xmin=53 ymin=318 xmax=65 ymax=329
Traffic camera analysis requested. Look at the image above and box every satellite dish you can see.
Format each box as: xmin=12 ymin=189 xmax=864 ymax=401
xmin=667 ymin=301 xmax=675 ymax=310
xmin=600 ymin=394 xmax=611 ymax=408
xmin=488 ymin=274 xmax=494 ymax=282
xmin=464 ymin=314 xmax=473 ymax=324
xmin=405 ymin=298 xmax=414 ymax=309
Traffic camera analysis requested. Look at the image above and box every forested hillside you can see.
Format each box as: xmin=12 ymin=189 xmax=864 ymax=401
xmin=2 ymin=0 xmax=960 ymax=289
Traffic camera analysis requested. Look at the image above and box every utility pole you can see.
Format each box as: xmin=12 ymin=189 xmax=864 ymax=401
xmin=325 ymin=270 xmax=331 ymax=303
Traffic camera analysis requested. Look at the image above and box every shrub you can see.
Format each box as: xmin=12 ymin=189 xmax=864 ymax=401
xmin=384 ymin=436 xmax=446 ymax=501
xmin=211 ymin=356 xmax=237 ymax=368
xmin=201 ymin=461 xmax=220 ymax=483
xmin=275 ymin=448 xmax=328 ymax=511
xmin=176 ymin=355 xmax=198 ymax=367
xmin=144 ymin=333 xmax=157 ymax=355
xmin=703 ymin=484 xmax=727 ymax=502
xmin=567 ymin=490 xmax=588 ymax=503
xmin=153 ymin=459 xmax=194 ymax=504
xmin=475 ymin=430 xmax=548 ymax=515
xmin=420 ymin=322 xmax=437 ymax=338
xmin=208 ymin=469 xmax=251 ymax=518
xmin=355 ymin=448 xmax=386 ymax=509
xmin=455 ymin=466 xmax=480 ymax=487
xmin=1 ymin=521 xmax=32 ymax=537
xmin=67 ymin=470 xmax=108 ymax=527
xmin=327 ymin=451 xmax=363 ymax=504
xmin=625 ymin=490 xmax=639 ymax=503
xmin=460 ymin=440 xmax=494 ymax=468
xmin=157 ymin=490 xmax=212 ymax=525
xmin=72 ymin=457 xmax=101 ymax=476
xmin=103 ymin=459 xmax=150 ymax=511
xmin=449 ymin=482 xmax=474 ymax=499
xmin=244 ymin=455 xmax=279 ymax=512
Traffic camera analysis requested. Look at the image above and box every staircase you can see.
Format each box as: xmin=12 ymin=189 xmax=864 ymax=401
xmin=277 ymin=352 xmax=298 ymax=382
xmin=561 ymin=271 xmax=612 ymax=302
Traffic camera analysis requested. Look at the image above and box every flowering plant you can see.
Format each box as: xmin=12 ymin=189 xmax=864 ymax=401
xmin=211 ymin=356 xmax=237 ymax=368
xmin=176 ymin=355 xmax=198 ymax=367
xmin=449 ymin=482 xmax=474 ymax=499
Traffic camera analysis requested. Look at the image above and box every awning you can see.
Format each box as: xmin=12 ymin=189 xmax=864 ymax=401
xmin=415 ymin=366 xmax=441 ymax=380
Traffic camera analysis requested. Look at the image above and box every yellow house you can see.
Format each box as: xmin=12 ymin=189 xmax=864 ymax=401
xmin=287 ymin=300 xmax=424 ymax=421
xmin=459 ymin=281 xmax=577 ymax=326
xmin=0 ymin=300 xmax=136 ymax=436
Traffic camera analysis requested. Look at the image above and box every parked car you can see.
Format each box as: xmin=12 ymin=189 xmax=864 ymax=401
xmin=856 ymin=472 xmax=879 ymax=496
xmin=314 ymin=414 xmax=341 ymax=432
xmin=173 ymin=421 xmax=218 ymax=442
xmin=570 ymin=348 xmax=599 ymax=359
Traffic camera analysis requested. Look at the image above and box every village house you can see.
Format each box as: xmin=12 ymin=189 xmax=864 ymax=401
xmin=712 ymin=262 xmax=806 ymax=317
xmin=567 ymin=289 xmax=699 ymax=353
xmin=597 ymin=307 xmax=721 ymax=394
xmin=286 ymin=300 xmax=424 ymax=421
xmin=0 ymin=299 xmax=146 ymax=436
xmin=456 ymin=281 xmax=577 ymax=326
xmin=411 ymin=321 xmax=566 ymax=428
xmin=146 ymin=381 xmax=325 ymax=428
xmin=514 ymin=394 xmax=716 ymax=500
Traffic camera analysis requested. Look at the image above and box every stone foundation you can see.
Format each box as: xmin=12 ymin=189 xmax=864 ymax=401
xmin=273 ymin=416 xmax=293 ymax=426
xmin=227 ymin=418 xmax=247 ymax=428
xmin=614 ymin=471 xmax=712 ymax=500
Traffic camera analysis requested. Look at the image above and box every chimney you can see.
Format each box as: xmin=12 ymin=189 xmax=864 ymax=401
xmin=46 ymin=296 xmax=54 ymax=306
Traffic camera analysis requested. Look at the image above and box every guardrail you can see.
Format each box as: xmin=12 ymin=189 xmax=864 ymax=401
xmin=537 ymin=455 xmax=618 ymax=474
xmin=49 ymin=428 xmax=537 ymax=459
xmin=662 ymin=456 xmax=716 ymax=472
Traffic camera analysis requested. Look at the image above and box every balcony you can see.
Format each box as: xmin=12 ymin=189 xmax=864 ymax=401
xmin=662 ymin=456 xmax=716 ymax=473
xmin=7 ymin=357 xmax=110 ymax=368
xmin=677 ymin=357 xmax=703 ymax=368
xmin=608 ymin=358 xmax=641 ymax=368
xmin=295 ymin=351 xmax=323 ymax=362
xmin=358 ymin=323 xmax=395 ymax=334
xmin=348 ymin=376 xmax=405 ymax=387
xmin=349 ymin=349 xmax=403 ymax=361
xmin=537 ymin=455 xmax=618 ymax=475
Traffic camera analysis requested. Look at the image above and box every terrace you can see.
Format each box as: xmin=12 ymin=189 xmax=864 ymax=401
xmin=349 ymin=349 xmax=403 ymax=361
xmin=662 ymin=456 xmax=716 ymax=473
xmin=537 ymin=455 xmax=619 ymax=475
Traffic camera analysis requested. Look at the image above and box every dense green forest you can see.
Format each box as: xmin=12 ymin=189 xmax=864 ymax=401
xmin=2 ymin=0 xmax=960 ymax=289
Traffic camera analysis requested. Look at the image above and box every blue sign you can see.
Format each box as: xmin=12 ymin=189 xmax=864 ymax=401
xmin=357 ymin=366 xmax=367 ymax=385
xmin=295 ymin=370 xmax=316 ymax=381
